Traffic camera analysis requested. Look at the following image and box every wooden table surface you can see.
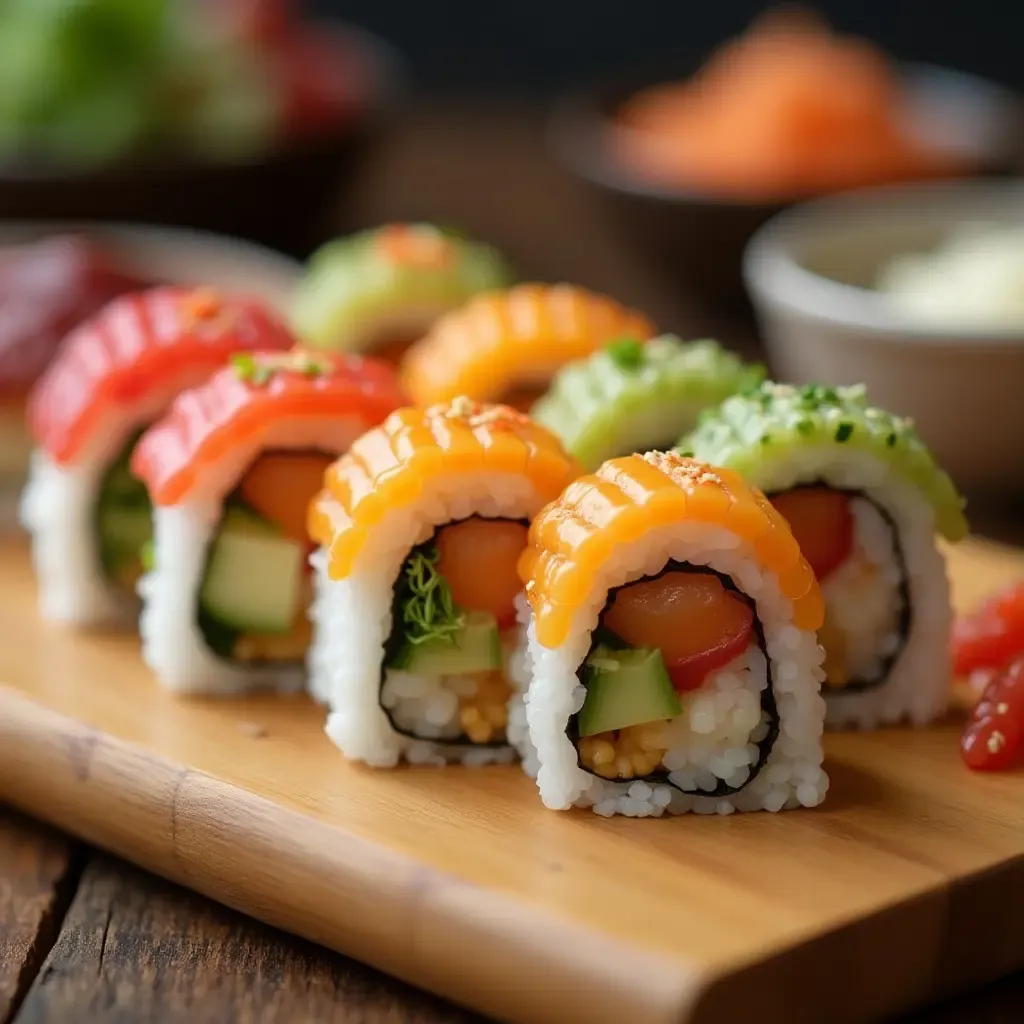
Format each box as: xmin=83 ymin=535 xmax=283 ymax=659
xmin=3 ymin=101 xmax=1024 ymax=1024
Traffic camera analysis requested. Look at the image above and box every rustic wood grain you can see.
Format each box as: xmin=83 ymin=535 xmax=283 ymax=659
xmin=14 ymin=855 xmax=480 ymax=1024
xmin=1 ymin=534 xmax=1023 ymax=1024
xmin=0 ymin=809 xmax=82 ymax=1024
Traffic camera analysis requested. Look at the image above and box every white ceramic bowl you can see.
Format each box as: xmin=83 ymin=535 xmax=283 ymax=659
xmin=743 ymin=179 xmax=1024 ymax=497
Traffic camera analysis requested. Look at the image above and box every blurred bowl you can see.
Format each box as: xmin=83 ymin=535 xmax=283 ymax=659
xmin=548 ymin=60 xmax=1021 ymax=312
xmin=0 ymin=23 xmax=405 ymax=259
xmin=743 ymin=177 xmax=1024 ymax=497
xmin=0 ymin=219 xmax=303 ymax=309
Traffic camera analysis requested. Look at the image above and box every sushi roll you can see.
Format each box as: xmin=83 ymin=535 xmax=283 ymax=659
xmin=400 ymin=283 xmax=656 ymax=411
xmin=20 ymin=287 xmax=294 ymax=627
xmin=679 ymin=382 xmax=968 ymax=728
xmin=307 ymin=396 xmax=580 ymax=767
xmin=132 ymin=349 xmax=404 ymax=695
xmin=0 ymin=235 xmax=151 ymax=508
xmin=290 ymin=224 xmax=514 ymax=364
xmin=512 ymin=451 xmax=828 ymax=817
xmin=531 ymin=335 xmax=764 ymax=470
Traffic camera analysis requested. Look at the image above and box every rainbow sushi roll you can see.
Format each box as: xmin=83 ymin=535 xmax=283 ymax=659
xmin=20 ymin=287 xmax=294 ymax=627
xmin=400 ymin=284 xmax=656 ymax=411
xmin=679 ymin=382 xmax=968 ymax=728
xmin=290 ymin=224 xmax=514 ymax=364
xmin=531 ymin=336 xmax=764 ymax=470
xmin=307 ymin=397 xmax=579 ymax=767
xmin=512 ymin=452 xmax=827 ymax=817
xmin=131 ymin=350 xmax=404 ymax=695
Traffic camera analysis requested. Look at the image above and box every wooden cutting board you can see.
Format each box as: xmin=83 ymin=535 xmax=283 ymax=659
xmin=1 ymin=534 xmax=1023 ymax=1024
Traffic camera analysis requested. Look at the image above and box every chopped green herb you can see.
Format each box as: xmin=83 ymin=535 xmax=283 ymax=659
xmin=835 ymin=422 xmax=854 ymax=443
xmin=605 ymin=337 xmax=646 ymax=371
xmin=886 ymin=433 xmax=898 ymax=447
xmin=760 ymin=433 xmax=772 ymax=445
xmin=398 ymin=546 xmax=465 ymax=647
xmin=795 ymin=418 xmax=814 ymax=436
xmin=232 ymin=350 xmax=331 ymax=387
xmin=231 ymin=352 xmax=257 ymax=381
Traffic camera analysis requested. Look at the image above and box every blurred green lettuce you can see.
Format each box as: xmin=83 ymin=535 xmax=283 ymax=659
xmin=0 ymin=0 xmax=280 ymax=169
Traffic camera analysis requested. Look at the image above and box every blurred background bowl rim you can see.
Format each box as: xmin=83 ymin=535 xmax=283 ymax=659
xmin=742 ymin=176 xmax=1024 ymax=347
xmin=0 ymin=19 xmax=409 ymax=185
xmin=0 ymin=218 xmax=304 ymax=284
xmin=546 ymin=59 xmax=1022 ymax=209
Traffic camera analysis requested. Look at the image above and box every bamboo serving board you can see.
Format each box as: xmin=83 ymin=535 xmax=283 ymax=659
xmin=2 ymin=535 xmax=1023 ymax=1024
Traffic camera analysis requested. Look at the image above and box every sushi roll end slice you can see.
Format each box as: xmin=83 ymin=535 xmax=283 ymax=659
xmin=132 ymin=348 xmax=404 ymax=695
xmin=289 ymin=224 xmax=514 ymax=363
xmin=679 ymin=382 xmax=968 ymax=729
xmin=514 ymin=450 xmax=827 ymax=817
xmin=19 ymin=287 xmax=295 ymax=627
xmin=531 ymin=335 xmax=764 ymax=470
xmin=399 ymin=283 xmax=656 ymax=412
xmin=307 ymin=396 xmax=581 ymax=767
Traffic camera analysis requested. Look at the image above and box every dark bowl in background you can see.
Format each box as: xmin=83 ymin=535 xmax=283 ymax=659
xmin=0 ymin=23 xmax=406 ymax=260
xmin=547 ymin=59 xmax=1022 ymax=314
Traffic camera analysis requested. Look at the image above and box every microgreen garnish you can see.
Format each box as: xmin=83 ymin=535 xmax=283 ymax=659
xmin=399 ymin=546 xmax=465 ymax=647
xmin=606 ymin=337 xmax=646 ymax=371
xmin=231 ymin=350 xmax=332 ymax=387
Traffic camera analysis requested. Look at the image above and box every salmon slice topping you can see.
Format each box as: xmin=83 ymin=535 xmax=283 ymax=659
xmin=133 ymin=349 xmax=405 ymax=506
xmin=27 ymin=287 xmax=296 ymax=464
xmin=400 ymin=284 xmax=656 ymax=406
xmin=519 ymin=451 xmax=823 ymax=649
xmin=308 ymin=397 xmax=580 ymax=580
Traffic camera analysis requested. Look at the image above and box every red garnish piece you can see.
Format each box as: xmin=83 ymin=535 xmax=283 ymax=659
xmin=770 ymin=487 xmax=854 ymax=582
xmin=952 ymin=581 xmax=1024 ymax=676
xmin=376 ymin=225 xmax=455 ymax=269
xmin=604 ymin=572 xmax=755 ymax=692
xmin=961 ymin=655 xmax=1024 ymax=772
xmin=434 ymin=518 xmax=530 ymax=630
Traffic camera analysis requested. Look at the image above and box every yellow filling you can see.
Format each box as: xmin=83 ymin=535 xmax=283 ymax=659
xmin=458 ymin=671 xmax=511 ymax=744
xmin=578 ymin=723 xmax=669 ymax=779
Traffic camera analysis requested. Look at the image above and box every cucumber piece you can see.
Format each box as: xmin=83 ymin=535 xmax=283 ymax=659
xmin=388 ymin=611 xmax=501 ymax=674
xmin=577 ymin=646 xmax=683 ymax=738
xmin=199 ymin=512 xmax=303 ymax=635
